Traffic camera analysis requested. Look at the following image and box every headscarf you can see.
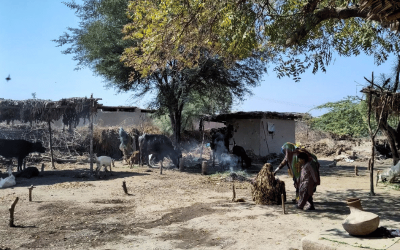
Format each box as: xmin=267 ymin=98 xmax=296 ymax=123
xmin=281 ymin=142 xmax=320 ymax=186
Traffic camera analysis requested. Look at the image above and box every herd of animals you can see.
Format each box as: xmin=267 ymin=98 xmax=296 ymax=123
xmin=0 ymin=126 xmax=252 ymax=179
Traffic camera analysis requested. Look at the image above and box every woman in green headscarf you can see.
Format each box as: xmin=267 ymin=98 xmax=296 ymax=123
xmin=273 ymin=142 xmax=320 ymax=204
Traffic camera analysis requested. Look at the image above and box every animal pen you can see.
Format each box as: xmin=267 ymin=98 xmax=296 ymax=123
xmin=0 ymin=96 xmax=101 ymax=172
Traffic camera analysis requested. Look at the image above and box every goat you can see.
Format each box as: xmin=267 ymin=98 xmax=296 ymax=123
xmin=95 ymin=156 xmax=115 ymax=176
xmin=127 ymin=151 xmax=140 ymax=168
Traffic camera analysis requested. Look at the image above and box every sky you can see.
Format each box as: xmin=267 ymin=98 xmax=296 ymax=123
xmin=0 ymin=0 xmax=396 ymax=118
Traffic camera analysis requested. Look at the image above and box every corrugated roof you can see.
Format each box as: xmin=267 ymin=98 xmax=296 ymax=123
xmin=201 ymin=111 xmax=303 ymax=123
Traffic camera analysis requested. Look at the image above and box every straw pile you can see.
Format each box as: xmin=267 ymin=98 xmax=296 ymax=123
xmin=251 ymin=163 xmax=286 ymax=205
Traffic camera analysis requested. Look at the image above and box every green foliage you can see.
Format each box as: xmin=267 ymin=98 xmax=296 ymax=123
xmin=310 ymin=96 xmax=370 ymax=137
xmin=53 ymin=0 xmax=137 ymax=91
xmin=154 ymin=91 xmax=233 ymax=134
xmin=56 ymin=0 xmax=264 ymax=143
xmin=122 ymin=0 xmax=400 ymax=80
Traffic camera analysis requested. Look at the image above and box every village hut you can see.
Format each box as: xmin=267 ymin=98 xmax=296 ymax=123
xmin=201 ymin=111 xmax=303 ymax=156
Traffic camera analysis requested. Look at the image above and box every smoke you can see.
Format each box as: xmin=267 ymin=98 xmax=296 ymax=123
xmin=219 ymin=153 xmax=241 ymax=172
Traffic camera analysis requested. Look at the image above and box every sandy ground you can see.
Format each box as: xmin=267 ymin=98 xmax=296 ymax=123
xmin=0 ymin=156 xmax=399 ymax=250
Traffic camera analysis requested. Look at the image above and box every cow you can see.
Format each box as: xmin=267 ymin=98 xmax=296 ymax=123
xmin=138 ymin=134 xmax=181 ymax=168
xmin=0 ymin=139 xmax=46 ymax=172
xmin=232 ymin=145 xmax=252 ymax=169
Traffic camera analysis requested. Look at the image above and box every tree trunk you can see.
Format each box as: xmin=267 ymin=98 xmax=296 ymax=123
xmin=369 ymin=136 xmax=375 ymax=196
xmin=169 ymin=108 xmax=182 ymax=144
xmin=381 ymin=127 xmax=400 ymax=165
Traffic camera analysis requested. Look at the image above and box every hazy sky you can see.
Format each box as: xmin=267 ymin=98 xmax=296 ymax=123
xmin=0 ymin=1 xmax=396 ymax=117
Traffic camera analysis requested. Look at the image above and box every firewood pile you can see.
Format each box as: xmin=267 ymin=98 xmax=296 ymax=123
xmin=251 ymin=163 xmax=286 ymax=205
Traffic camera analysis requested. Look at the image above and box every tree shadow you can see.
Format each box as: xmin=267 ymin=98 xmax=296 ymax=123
xmin=1 ymin=167 xmax=149 ymax=188
xmin=301 ymin=189 xmax=400 ymax=224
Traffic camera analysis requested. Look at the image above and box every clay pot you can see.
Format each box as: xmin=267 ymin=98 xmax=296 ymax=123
xmin=342 ymin=198 xmax=380 ymax=236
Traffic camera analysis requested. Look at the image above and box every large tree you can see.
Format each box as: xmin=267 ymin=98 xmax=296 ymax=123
xmin=124 ymin=0 xmax=400 ymax=80
xmin=55 ymin=0 xmax=264 ymax=143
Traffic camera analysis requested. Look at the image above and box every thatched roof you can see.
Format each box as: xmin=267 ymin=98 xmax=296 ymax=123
xmin=0 ymin=97 xmax=101 ymax=125
xmin=360 ymin=0 xmax=400 ymax=31
xmin=201 ymin=111 xmax=303 ymax=123
xmin=360 ymin=87 xmax=400 ymax=114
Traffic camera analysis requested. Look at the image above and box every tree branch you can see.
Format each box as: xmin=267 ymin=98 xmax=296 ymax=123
xmin=286 ymin=6 xmax=379 ymax=46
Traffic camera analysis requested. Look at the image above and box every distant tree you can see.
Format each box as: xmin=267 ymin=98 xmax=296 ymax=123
xmin=55 ymin=0 xmax=265 ymax=143
xmin=125 ymin=0 xmax=400 ymax=80
xmin=310 ymin=96 xmax=369 ymax=137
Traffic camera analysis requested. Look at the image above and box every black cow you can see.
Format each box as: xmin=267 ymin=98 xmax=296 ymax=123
xmin=232 ymin=145 xmax=252 ymax=169
xmin=138 ymin=134 xmax=182 ymax=168
xmin=0 ymin=139 xmax=46 ymax=172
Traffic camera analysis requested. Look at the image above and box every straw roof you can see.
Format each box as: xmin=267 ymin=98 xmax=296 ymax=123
xmin=0 ymin=97 xmax=100 ymax=125
xmin=360 ymin=0 xmax=400 ymax=31
xmin=360 ymin=87 xmax=400 ymax=114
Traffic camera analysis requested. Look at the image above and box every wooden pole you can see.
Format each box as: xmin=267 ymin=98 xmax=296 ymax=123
xmin=179 ymin=158 xmax=184 ymax=172
xmin=48 ymin=120 xmax=55 ymax=169
xmin=355 ymin=165 xmax=359 ymax=176
xmin=41 ymin=163 xmax=45 ymax=173
xmin=9 ymin=197 xmax=19 ymax=227
xmin=232 ymin=183 xmax=236 ymax=202
xmin=122 ymin=181 xmax=128 ymax=194
xmin=202 ymin=161 xmax=208 ymax=175
xmin=28 ymin=185 xmax=35 ymax=201
xmin=199 ymin=128 xmax=205 ymax=161
xmin=89 ymin=94 xmax=94 ymax=174
xmin=281 ymin=194 xmax=285 ymax=214
xmin=160 ymin=161 xmax=163 ymax=175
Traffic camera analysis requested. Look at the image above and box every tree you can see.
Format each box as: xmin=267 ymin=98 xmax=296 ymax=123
xmin=124 ymin=0 xmax=400 ymax=80
xmin=53 ymin=0 xmax=139 ymax=91
xmin=362 ymin=57 xmax=400 ymax=165
xmin=55 ymin=0 xmax=265 ymax=143
xmin=310 ymin=96 xmax=369 ymax=137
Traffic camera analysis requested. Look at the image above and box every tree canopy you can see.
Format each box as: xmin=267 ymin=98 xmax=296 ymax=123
xmin=122 ymin=0 xmax=400 ymax=80
xmin=55 ymin=0 xmax=265 ymax=143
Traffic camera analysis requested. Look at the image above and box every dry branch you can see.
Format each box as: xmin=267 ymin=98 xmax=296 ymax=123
xmin=9 ymin=197 xmax=19 ymax=227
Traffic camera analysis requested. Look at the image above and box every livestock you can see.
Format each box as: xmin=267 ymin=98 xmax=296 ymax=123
xmin=95 ymin=156 xmax=115 ymax=176
xmin=139 ymin=134 xmax=181 ymax=168
xmin=127 ymin=151 xmax=140 ymax=168
xmin=15 ymin=167 xmax=39 ymax=179
xmin=232 ymin=145 xmax=252 ymax=169
xmin=0 ymin=139 xmax=46 ymax=172
xmin=119 ymin=127 xmax=134 ymax=162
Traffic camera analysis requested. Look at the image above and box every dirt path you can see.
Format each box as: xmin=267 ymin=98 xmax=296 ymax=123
xmin=1 ymin=158 xmax=399 ymax=250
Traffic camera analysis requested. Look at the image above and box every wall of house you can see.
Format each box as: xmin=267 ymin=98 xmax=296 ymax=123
xmin=259 ymin=118 xmax=296 ymax=156
xmin=228 ymin=119 xmax=261 ymax=155
xmin=53 ymin=109 xmax=152 ymax=128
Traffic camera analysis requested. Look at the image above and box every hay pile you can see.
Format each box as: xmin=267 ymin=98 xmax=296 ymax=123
xmin=251 ymin=163 xmax=286 ymax=205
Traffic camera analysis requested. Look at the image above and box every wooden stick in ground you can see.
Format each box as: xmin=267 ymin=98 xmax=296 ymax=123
xmin=160 ymin=161 xmax=163 ymax=175
xmin=48 ymin=120 xmax=55 ymax=169
xmin=122 ymin=181 xmax=128 ymax=194
xmin=28 ymin=185 xmax=35 ymax=201
xmin=281 ymin=194 xmax=285 ymax=214
xmin=9 ymin=197 xmax=19 ymax=227
xmin=355 ymin=165 xmax=359 ymax=176
xmin=232 ymin=183 xmax=236 ymax=202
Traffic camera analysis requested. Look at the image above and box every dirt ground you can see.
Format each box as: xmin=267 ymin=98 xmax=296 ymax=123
xmin=1 ymin=142 xmax=400 ymax=250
